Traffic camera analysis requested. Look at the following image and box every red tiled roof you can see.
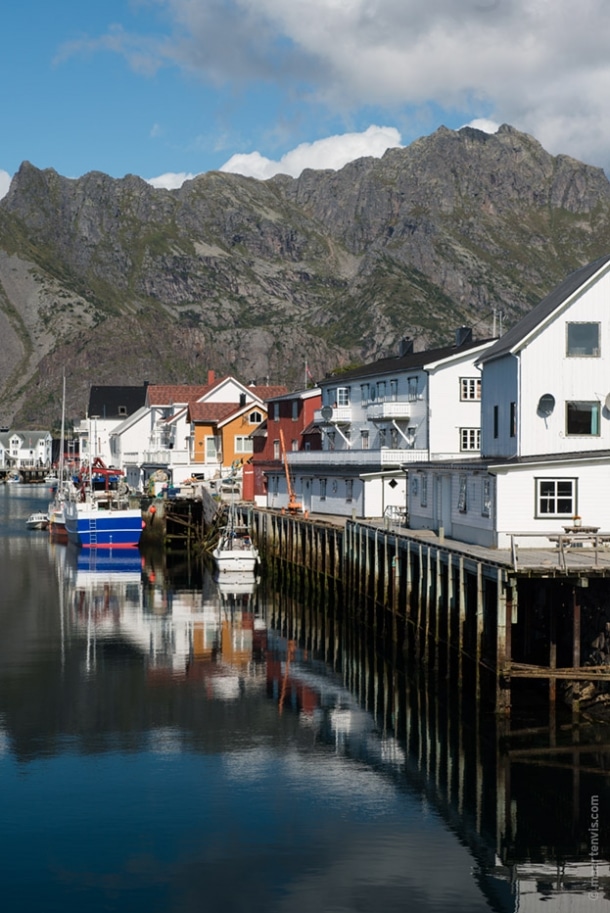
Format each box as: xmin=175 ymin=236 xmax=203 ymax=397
xmin=246 ymin=385 xmax=288 ymax=400
xmin=187 ymin=401 xmax=239 ymax=423
xmin=146 ymin=384 xmax=211 ymax=406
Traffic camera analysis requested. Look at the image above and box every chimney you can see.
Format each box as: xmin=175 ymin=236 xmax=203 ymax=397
xmin=455 ymin=326 xmax=473 ymax=347
xmin=207 ymin=369 xmax=215 ymax=385
xmin=239 ymin=393 xmax=246 ymax=407
xmin=399 ymin=337 xmax=414 ymax=356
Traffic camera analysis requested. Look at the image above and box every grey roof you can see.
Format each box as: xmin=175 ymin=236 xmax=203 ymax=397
xmin=319 ymin=337 xmax=494 ymax=385
xmin=88 ymin=384 xmax=148 ymax=419
xmin=478 ymin=255 xmax=610 ymax=365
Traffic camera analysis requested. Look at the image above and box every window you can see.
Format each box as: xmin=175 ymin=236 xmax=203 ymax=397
xmin=273 ymin=403 xmax=280 ymax=421
xmin=205 ymin=436 xmax=221 ymax=461
xmin=460 ymin=377 xmax=481 ymax=401
xmin=458 ymin=475 xmax=468 ymax=513
xmin=273 ymin=439 xmax=280 ymax=460
xmin=361 ymin=383 xmax=369 ymax=404
xmin=346 ymin=479 xmax=353 ymax=501
xmin=510 ymin=402 xmax=517 ymax=438
xmin=482 ymin=478 xmax=491 ymax=518
xmin=291 ymin=439 xmax=298 ymax=452
xmin=327 ymin=431 xmax=336 ymax=450
xmin=235 ymin=435 xmax=253 ymax=453
xmin=292 ymin=401 xmax=298 ymax=421
xmin=493 ymin=405 xmax=499 ymax=439
xmin=320 ymin=479 xmax=327 ymax=500
xmin=337 ymin=387 xmax=350 ymax=406
xmin=377 ymin=381 xmax=386 ymax=401
xmin=537 ymin=478 xmax=576 ymax=517
xmin=566 ymin=401 xmax=600 ymax=436
xmin=390 ymin=427 xmax=399 ymax=449
xmin=567 ymin=322 xmax=600 ymax=357
xmin=379 ymin=428 xmax=386 ymax=447
xmin=420 ymin=474 xmax=428 ymax=507
xmin=390 ymin=379 xmax=398 ymax=401
xmin=361 ymin=430 xmax=369 ymax=450
xmin=249 ymin=410 xmax=262 ymax=424
xmin=407 ymin=377 xmax=418 ymax=402
xmin=460 ymin=428 xmax=480 ymax=451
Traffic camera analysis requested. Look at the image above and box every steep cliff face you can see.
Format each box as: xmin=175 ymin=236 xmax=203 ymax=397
xmin=2 ymin=123 xmax=610 ymax=426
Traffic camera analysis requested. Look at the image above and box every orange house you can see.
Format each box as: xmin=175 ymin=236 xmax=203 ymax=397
xmin=186 ymin=399 xmax=269 ymax=473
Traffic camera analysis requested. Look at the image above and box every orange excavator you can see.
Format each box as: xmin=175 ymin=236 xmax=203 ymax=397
xmin=279 ymin=428 xmax=302 ymax=513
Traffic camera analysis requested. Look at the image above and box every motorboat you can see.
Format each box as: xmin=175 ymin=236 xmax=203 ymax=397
xmin=26 ymin=511 xmax=49 ymax=530
xmin=212 ymin=502 xmax=259 ymax=573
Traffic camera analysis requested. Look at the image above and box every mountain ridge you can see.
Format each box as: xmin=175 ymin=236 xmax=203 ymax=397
xmin=2 ymin=123 xmax=610 ymax=427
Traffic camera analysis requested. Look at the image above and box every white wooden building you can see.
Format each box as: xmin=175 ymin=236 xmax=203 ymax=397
xmin=268 ymin=329 xmax=493 ymax=519
xmin=407 ymin=255 xmax=610 ymax=546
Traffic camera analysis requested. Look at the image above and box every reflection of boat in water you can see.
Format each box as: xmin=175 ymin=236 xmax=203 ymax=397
xmin=65 ymin=546 xmax=143 ymax=626
xmin=26 ymin=511 xmax=49 ymax=530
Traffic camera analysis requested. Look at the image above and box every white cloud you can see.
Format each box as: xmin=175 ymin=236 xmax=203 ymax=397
xmin=220 ymin=125 xmax=402 ymax=179
xmin=146 ymin=171 xmax=196 ymax=190
xmin=112 ymin=0 xmax=610 ymax=172
xmin=463 ymin=119 xmax=500 ymax=135
xmin=0 ymin=171 xmax=11 ymax=200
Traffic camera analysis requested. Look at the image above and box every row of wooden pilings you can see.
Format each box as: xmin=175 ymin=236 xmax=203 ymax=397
xmin=249 ymin=509 xmax=515 ymax=715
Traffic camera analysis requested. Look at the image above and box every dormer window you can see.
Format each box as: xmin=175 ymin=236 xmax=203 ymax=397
xmin=567 ymin=322 xmax=600 ymax=357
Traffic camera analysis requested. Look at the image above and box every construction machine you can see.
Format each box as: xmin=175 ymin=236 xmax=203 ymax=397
xmin=279 ymin=428 xmax=302 ymax=513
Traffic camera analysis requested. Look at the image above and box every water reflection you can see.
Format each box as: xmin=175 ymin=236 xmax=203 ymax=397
xmin=1 ymin=490 xmax=609 ymax=909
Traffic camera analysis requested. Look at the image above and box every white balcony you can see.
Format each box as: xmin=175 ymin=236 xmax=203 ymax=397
xmin=314 ymin=406 xmax=353 ymax=424
xmin=366 ymin=401 xmax=412 ymax=421
xmin=142 ymin=448 xmax=191 ymax=466
xmin=286 ymin=448 xmax=430 ymax=467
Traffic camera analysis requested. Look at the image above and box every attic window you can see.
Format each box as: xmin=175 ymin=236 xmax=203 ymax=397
xmin=567 ymin=322 xmax=600 ymax=357
xmin=118 ymin=405 xmax=127 ymax=416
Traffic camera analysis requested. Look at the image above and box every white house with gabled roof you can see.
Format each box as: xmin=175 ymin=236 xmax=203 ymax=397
xmin=407 ymin=255 xmax=610 ymax=546
xmin=271 ymin=329 xmax=494 ymax=519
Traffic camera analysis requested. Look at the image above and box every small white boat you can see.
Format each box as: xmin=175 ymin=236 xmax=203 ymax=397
xmin=212 ymin=503 xmax=259 ymax=573
xmin=26 ymin=511 xmax=49 ymax=530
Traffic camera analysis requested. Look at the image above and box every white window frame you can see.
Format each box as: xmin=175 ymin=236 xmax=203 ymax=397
xmin=234 ymin=435 xmax=253 ymax=454
xmin=460 ymin=377 xmax=481 ymax=401
xmin=460 ymin=428 xmax=480 ymax=451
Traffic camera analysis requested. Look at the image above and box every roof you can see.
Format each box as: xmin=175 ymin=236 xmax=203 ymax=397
xmin=187 ymin=401 xmax=242 ymax=423
xmin=246 ymin=385 xmax=288 ymax=400
xmin=478 ymin=255 xmax=610 ymax=365
xmin=263 ymin=387 xmax=321 ymax=403
xmin=318 ymin=338 xmax=494 ymax=384
xmin=88 ymin=384 xmax=148 ymax=418
xmin=146 ymin=384 xmax=211 ymax=406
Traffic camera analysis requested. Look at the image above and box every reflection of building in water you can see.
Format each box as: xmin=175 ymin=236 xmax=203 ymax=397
xmin=269 ymin=574 xmax=610 ymax=912
xmin=62 ymin=548 xmax=265 ymax=685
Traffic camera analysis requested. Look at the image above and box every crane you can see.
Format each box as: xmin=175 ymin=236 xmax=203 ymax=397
xmin=278 ymin=428 xmax=302 ymax=513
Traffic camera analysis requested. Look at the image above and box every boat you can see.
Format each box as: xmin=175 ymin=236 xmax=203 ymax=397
xmin=212 ymin=502 xmax=259 ymax=573
xmin=48 ymin=374 xmax=70 ymax=543
xmin=64 ymin=457 xmax=143 ymax=549
xmin=26 ymin=511 xmax=49 ymax=530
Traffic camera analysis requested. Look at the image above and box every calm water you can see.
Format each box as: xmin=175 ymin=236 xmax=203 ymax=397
xmin=1 ymin=485 xmax=609 ymax=912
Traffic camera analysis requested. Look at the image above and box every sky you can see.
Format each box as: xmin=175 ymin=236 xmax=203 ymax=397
xmin=1 ymin=1 xmax=610 ymax=200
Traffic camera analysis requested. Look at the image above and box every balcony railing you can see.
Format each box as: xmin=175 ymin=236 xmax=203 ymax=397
xmin=286 ymin=448 xmax=429 ymax=467
xmin=313 ymin=406 xmax=353 ymax=424
xmin=142 ymin=448 xmax=191 ymax=465
xmin=366 ymin=401 xmax=412 ymax=421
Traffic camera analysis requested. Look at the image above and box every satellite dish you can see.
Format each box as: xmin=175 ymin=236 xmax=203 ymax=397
xmin=605 ymin=393 xmax=610 ymax=412
xmin=537 ymin=393 xmax=555 ymax=417
xmin=320 ymin=405 xmax=333 ymax=421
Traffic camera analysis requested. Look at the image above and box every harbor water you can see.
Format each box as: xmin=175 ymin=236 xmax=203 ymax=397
xmin=1 ymin=484 xmax=609 ymax=911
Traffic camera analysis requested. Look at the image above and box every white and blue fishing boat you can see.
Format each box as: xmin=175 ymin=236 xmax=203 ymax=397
xmin=64 ymin=457 xmax=143 ymax=549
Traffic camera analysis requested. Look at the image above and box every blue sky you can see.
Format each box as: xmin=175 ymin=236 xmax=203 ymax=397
xmin=2 ymin=1 xmax=610 ymax=199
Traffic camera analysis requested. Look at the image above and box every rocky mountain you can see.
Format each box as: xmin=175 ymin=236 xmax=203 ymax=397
xmin=2 ymin=123 xmax=610 ymax=428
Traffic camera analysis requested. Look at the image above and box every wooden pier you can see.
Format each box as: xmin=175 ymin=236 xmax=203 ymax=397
xmin=251 ymin=509 xmax=610 ymax=719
